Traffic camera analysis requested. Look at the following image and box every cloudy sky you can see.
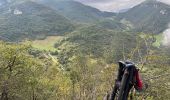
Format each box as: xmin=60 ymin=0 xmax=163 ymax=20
xmin=74 ymin=0 xmax=170 ymax=12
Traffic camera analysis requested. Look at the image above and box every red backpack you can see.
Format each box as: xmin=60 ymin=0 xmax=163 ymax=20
xmin=135 ymin=70 xmax=143 ymax=90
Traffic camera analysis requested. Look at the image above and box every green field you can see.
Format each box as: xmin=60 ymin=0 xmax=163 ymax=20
xmin=32 ymin=36 xmax=64 ymax=51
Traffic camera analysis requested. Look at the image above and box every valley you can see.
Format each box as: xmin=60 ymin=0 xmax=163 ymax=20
xmin=0 ymin=0 xmax=170 ymax=100
xmin=31 ymin=36 xmax=64 ymax=51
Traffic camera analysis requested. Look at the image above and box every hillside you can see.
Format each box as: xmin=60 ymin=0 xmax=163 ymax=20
xmin=0 ymin=0 xmax=170 ymax=100
xmin=94 ymin=19 xmax=130 ymax=31
xmin=118 ymin=0 xmax=170 ymax=34
xmin=54 ymin=24 xmax=138 ymax=64
xmin=37 ymin=0 xmax=115 ymax=23
xmin=0 ymin=1 xmax=74 ymax=41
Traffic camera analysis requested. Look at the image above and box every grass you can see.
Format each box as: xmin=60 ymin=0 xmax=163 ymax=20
xmin=153 ymin=34 xmax=163 ymax=47
xmin=32 ymin=36 xmax=64 ymax=51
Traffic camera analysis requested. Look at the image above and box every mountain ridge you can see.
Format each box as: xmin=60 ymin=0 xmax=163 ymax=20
xmin=0 ymin=0 xmax=74 ymax=41
xmin=117 ymin=0 xmax=170 ymax=34
xmin=36 ymin=0 xmax=115 ymax=23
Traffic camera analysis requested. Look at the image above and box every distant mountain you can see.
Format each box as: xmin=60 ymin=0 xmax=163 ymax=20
xmin=118 ymin=0 xmax=170 ymax=34
xmin=37 ymin=0 xmax=115 ymax=23
xmin=0 ymin=1 xmax=74 ymax=41
xmin=118 ymin=8 xmax=130 ymax=13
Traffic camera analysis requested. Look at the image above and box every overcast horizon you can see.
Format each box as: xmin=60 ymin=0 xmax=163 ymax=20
xmin=74 ymin=0 xmax=170 ymax=12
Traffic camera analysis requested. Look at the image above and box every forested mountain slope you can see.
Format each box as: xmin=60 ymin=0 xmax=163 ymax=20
xmin=0 ymin=0 xmax=170 ymax=100
xmin=0 ymin=0 xmax=74 ymax=41
xmin=55 ymin=24 xmax=137 ymax=64
xmin=117 ymin=0 xmax=170 ymax=34
xmin=37 ymin=0 xmax=115 ymax=23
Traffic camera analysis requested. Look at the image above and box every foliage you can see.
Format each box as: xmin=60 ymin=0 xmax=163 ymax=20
xmin=0 ymin=0 xmax=170 ymax=100
xmin=0 ymin=41 xmax=43 ymax=99
xmin=0 ymin=1 xmax=74 ymax=41
xmin=56 ymin=25 xmax=137 ymax=64
xmin=117 ymin=0 xmax=170 ymax=34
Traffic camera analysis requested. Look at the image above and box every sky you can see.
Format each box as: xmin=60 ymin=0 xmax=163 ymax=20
xmin=74 ymin=0 xmax=170 ymax=12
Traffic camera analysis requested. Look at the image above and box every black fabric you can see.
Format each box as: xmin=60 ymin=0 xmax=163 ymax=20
xmin=110 ymin=61 xmax=137 ymax=100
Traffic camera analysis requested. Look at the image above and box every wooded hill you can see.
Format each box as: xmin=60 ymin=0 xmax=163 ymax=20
xmin=0 ymin=0 xmax=74 ymax=41
xmin=0 ymin=0 xmax=170 ymax=100
xmin=117 ymin=0 xmax=170 ymax=34
xmin=0 ymin=0 xmax=169 ymax=41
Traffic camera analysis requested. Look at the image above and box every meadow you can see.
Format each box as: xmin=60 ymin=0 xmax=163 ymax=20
xmin=32 ymin=36 xmax=64 ymax=51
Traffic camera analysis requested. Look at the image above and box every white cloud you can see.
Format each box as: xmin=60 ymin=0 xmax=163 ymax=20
xmin=75 ymin=0 xmax=170 ymax=12
xmin=158 ymin=0 xmax=170 ymax=5
xmin=93 ymin=0 xmax=145 ymax=12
